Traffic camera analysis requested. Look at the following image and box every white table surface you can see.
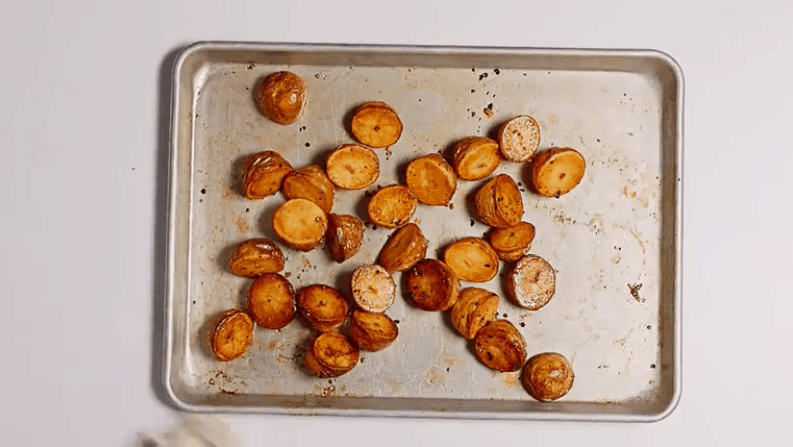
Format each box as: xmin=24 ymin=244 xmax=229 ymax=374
xmin=2 ymin=0 xmax=792 ymax=445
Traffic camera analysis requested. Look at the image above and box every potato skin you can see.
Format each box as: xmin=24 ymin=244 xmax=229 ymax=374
xmin=377 ymin=223 xmax=427 ymax=272
xmin=272 ymin=198 xmax=328 ymax=251
xmin=350 ymin=101 xmax=403 ymax=148
xmin=282 ymin=165 xmax=335 ymax=214
xmin=443 ymin=237 xmax=499 ymax=283
xmin=348 ymin=310 xmax=398 ymax=351
xmin=405 ymin=154 xmax=457 ymax=205
xmin=228 ymin=238 xmax=285 ymax=277
xmin=530 ymin=147 xmax=586 ymax=198
xmin=449 ymin=288 xmax=499 ymax=340
xmin=304 ymin=332 xmax=360 ymax=378
xmin=247 ymin=273 xmax=296 ymax=329
xmin=404 ymin=259 xmax=460 ymax=311
xmin=325 ymin=214 xmax=365 ymax=263
xmin=297 ymin=284 xmax=349 ymax=332
xmin=325 ymin=144 xmax=380 ymax=190
xmin=211 ymin=309 xmax=254 ymax=361
xmin=255 ymin=71 xmax=307 ymax=125
xmin=452 ymin=137 xmax=501 ymax=181
xmin=474 ymin=174 xmax=524 ymax=228
xmin=507 ymin=254 xmax=556 ymax=310
xmin=242 ymin=151 xmax=293 ymax=199
xmin=489 ymin=222 xmax=536 ymax=262
xmin=367 ymin=185 xmax=418 ymax=229
xmin=521 ymin=352 xmax=574 ymax=401
xmin=473 ymin=319 xmax=527 ymax=372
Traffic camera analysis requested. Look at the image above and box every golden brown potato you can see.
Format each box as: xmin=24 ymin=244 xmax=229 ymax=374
xmin=474 ymin=174 xmax=524 ymax=228
xmin=367 ymin=185 xmax=418 ymax=229
xmin=377 ymin=223 xmax=427 ymax=272
xmin=304 ymin=332 xmax=360 ymax=378
xmin=350 ymin=101 xmax=403 ymax=148
xmin=489 ymin=222 xmax=536 ymax=262
xmin=348 ymin=310 xmax=398 ymax=351
xmin=241 ymin=151 xmax=293 ymax=199
xmin=521 ymin=352 xmax=574 ymax=401
xmin=351 ymin=264 xmax=396 ymax=313
xmin=473 ymin=319 xmax=526 ymax=372
xmin=272 ymin=198 xmax=328 ymax=251
xmin=443 ymin=237 xmax=499 ymax=283
xmin=326 ymin=214 xmax=365 ymax=263
xmin=405 ymin=154 xmax=457 ymax=205
xmin=452 ymin=137 xmax=501 ymax=181
xmin=210 ymin=309 xmax=254 ymax=361
xmin=282 ymin=165 xmax=335 ymax=214
xmin=507 ymin=254 xmax=556 ymax=310
xmin=449 ymin=288 xmax=499 ymax=340
xmin=297 ymin=284 xmax=349 ymax=332
xmin=255 ymin=71 xmax=307 ymax=125
xmin=498 ymin=116 xmax=541 ymax=162
xmin=325 ymin=144 xmax=380 ymax=190
xmin=228 ymin=238 xmax=285 ymax=277
xmin=247 ymin=273 xmax=296 ymax=329
xmin=531 ymin=147 xmax=586 ymax=198
xmin=404 ymin=259 xmax=459 ymax=311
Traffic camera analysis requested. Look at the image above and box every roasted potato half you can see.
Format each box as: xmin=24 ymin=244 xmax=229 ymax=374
xmin=247 ymin=273 xmax=296 ymax=329
xmin=474 ymin=174 xmax=524 ymax=228
xmin=241 ymin=151 xmax=293 ymax=199
xmin=351 ymin=264 xmax=396 ymax=313
xmin=282 ymin=165 xmax=335 ymax=214
xmin=272 ymin=198 xmax=328 ymax=251
xmin=210 ymin=309 xmax=254 ymax=361
xmin=297 ymin=284 xmax=349 ymax=332
xmin=489 ymin=222 xmax=536 ymax=262
xmin=498 ymin=115 xmax=541 ymax=162
xmin=404 ymin=259 xmax=459 ymax=311
xmin=350 ymin=101 xmax=403 ymax=148
xmin=521 ymin=352 xmax=574 ymax=401
xmin=326 ymin=214 xmax=365 ymax=263
xmin=531 ymin=147 xmax=586 ymax=198
xmin=452 ymin=137 xmax=501 ymax=181
xmin=405 ymin=154 xmax=457 ymax=205
xmin=255 ymin=71 xmax=307 ymax=125
xmin=325 ymin=144 xmax=380 ymax=190
xmin=473 ymin=319 xmax=526 ymax=372
xmin=228 ymin=238 xmax=285 ymax=278
xmin=377 ymin=223 xmax=427 ymax=272
xmin=304 ymin=332 xmax=360 ymax=378
xmin=349 ymin=310 xmax=399 ymax=352
xmin=367 ymin=185 xmax=418 ymax=229
xmin=449 ymin=288 xmax=499 ymax=340
xmin=507 ymin=254 xmax=556 ymax=310
xmin=443 ymin=237 xmax=499 ymax=283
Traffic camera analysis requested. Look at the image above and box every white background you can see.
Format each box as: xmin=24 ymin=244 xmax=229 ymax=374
xmin=2 ymin=0 xmax=791 ymax=445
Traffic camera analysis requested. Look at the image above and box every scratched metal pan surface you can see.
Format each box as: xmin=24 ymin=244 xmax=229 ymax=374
xmin=163 ymin=42 xmax=683 ymax=422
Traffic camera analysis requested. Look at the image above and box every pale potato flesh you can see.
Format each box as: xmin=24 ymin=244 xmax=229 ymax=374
xmin=507 ymin=254 xmax=556 ymax=310
xmin=351 ymin=264 xmax=396 ymax=313
xmin=498 ymin=115 xmax=541 ymax=162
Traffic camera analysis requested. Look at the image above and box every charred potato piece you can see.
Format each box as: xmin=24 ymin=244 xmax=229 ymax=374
xmin=272 ymin=198 xmax=328 ymax=251
xmin=377 ymin=223 xmax=427 ymax=272
xmin=255 ymin=71 xmax=307 ymax=125
xmin=349 ymin=310 xmax=399 ymax=351
xmin=473 ymin=319 xmax=526 ymax=372
xmin=247 ymin=273 xmax=296 ymax=329
xmin=498 ymin=116 xmax=541 ymax=162
xmin=241 ymin=151 xmax=293 ymax=199
xmin=282 ymin=165 xmax=335 ymax=214
xmin=304 ymin=332 xmax=360 ymax=378
xmin=531 ymin=147 xmax=586 ymax=198
xmin=368 ymin=185 xmax=418 ymax=229
xmin=474 ymin=174 xmax=524 ymax=228
xmin=210 ymin=309 xmax=254 ymax=361
xmin=326 ymin=214 xmax=365 ymax=263
xmin=350 ymin=101 xmax=403 ymax=148
xmin=443 ymin=237 xmax=499 ymax=283
xmin=325 ymin=144 xmax=380 ymax=190
xmin=228 ymin=238 xmax=285 ymax=277
xmin=452 ymin=137 xmax=501 ymax=181
xmin=297 ymin=284 xmax=349 ymax=332
xmin=521 ymin=352 xmax=574 ymax=401
xmin=351 ymin=264 xmax=396 ymax=313
xmin=507 ymin=254 xmax=556 ymax=310
xmin=404 ymin=259 xmax=459 ymax=311
xmin=405 ymin=154 xmax=457 ymax=205
xmin=489 ymin=222 xmax=536 ymax=262
xmin=449 ymin=288 xmax=499 ymax=340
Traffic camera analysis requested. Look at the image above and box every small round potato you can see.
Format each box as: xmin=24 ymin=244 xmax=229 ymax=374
xmin=507 ymin=254 xmax=556 ymax=310
xmin=350 ymin=101 xmax=403 ymax=148
xmin=351 ymin=264 xmax=396 ymax=313
xmin=452 ymin=137 xmax=501 ymax=181
xmin=304 ymin=332 xmax=360 ymax=378
xmin=489 ymin=222 xmax=536 ymax=262
xmin=255 ymin=71 xmax=307 ymax=125
xmin=282 ymin=165 xmax=335 ymax=214
xmin=449 ymin=288 xmax=499 ymax=340
xmin=377 ymin=223 xmax=427 ymax=272
xmin=326 ymin=144 xmax=380 ymax=190
xmin=229 ymin=238 xmax=285 ymax=277
xmin=473 ymin=319 xmax=526 ymax=372
xmin=326 ymin=214 xmax=365 ymax=263
xmin=247 ymin=273 xmax=296 ymax=329
xmin=348 ymin=310 xmax=399 ymax=352
xmin=210 ymin=309 xmax=254 ymax=361
xmin=241 ymin=151 xmax=293 ymax=199
xmin=521 ymin=352 xmax=575 ymax=401
xmin=531 ymin=147 xmax=586 ymax=198
xmin=498 ymin=116 xmax=541 ymax=162
xmin=404 ymin=259 xmax=460 ymax=311
xmin=297 ymin=284 xmax=349 ymax=332
xmin=443 ymin=237 xmax=499 ymax=283
xmin=367 ymin=185 xmax=418 ymax=229
xmin=474 ymin=174 xmax=524 ymax=228
xmin=405 ymin=154 xmax=457 ymax=205
xmin=272 ymin=198 xmax=328 ymax=251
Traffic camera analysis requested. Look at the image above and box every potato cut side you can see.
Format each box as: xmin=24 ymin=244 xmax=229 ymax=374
xmin=297 ymin=284 xmax=349 ymax=332
xmin=211 ymin=309 xmax=254 ymax=361
xmin=443 ymin=237 xmax=499 ymax=283
xmin=531 ymin=147 xmax=586 ymax=198
xmin=272 ymin=198 xmax=328 ymax=251
xmin=449 ymin=288 xmax=499 ymax=340
xmin=255 ymin=71 xmax=307 ymax=125
xmin=326 ymin=214 xmax=365 ymax=263
xmin=404 ymin=259 xmax=460 ymax=311
xmin=349 ymin=310 xmax=399 ymax=352
xmin=247 ymin=273 xmax=296 ymax=329
xmin=282 ymin=164 xmax=335 ymax=214
xmin=367 ymin=185 xmax=418 ymax=229
xmin=377 ymin=223 xmax=427 ymax=272
xmin=473 ymin=319 xmax=527 ymax=372
xmin=350 ymin=101 xmax=403 ymax=148
xmin=452 ymin=137 xmax=501 ymax=181
xmin=474 ymin=174 xmax=524 ymax=228
xmin=521 ymin=352 xmax=575 ymax=401
xmin=489 ymin=222 xmax=536 ymax=262
xmin=351 ymin=264 xmax=396 ymax=313
xmin=304 ymin=332 xmax=360 ymax=378
xmin=405 ymin=154 xmax=457 ymax=205
xmin=242 ymin=151 xmax=293 ymax=199
xmin=507 ymin=254 xmax=556 ymax=310
xmin=325 ymin=144 xmax=380 ymax=190
xmin=229 ymin=238 xmax=285 ymax=278
xmin=498 ymin=115 xmax=541 ymax=162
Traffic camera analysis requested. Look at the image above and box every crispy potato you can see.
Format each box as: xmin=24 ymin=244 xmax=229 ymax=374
xmin=507 ymin=254 xmax=555 ymax=310
xmin=377 ymin=223 xmax=427 ymax=272
xmin=443 ymin=237 xmax=499 ymax=283
xmin=473 ymin=319 xmax=526 ymax=372
xmin=449 ymin=288 xmax=499 ymax=340
xmin=350 ymin=101 xmax=403 ymax=148
xmin=282 ymin=165 xmax=335 ymax=214
xmin=489 ymin=222 xmax=536 ymax=262
xmin=498 ymin=116 xmax=541 ymax=162
xmin=405 ymin=154 xmax=457 ymax=205
xmin=325 ymin=144 xmax=380 ymax=190
xmin=326 ymin=214 xmax=365 ymax=263
xmin=531 ymin=147 xmax=586 ymax=198
xmin=521 ymin=352 xmax=574 ymax=401
xmin=474 ymin=174 xmax=524 ymax=228
xmin=351 ymin=264 xmax=396 ymax=313
xmin=404 ymin=259 xmax=459 ymax=311
xmin=304 ymin=332 xmax=360 ymax=378
xmin=210 ymin=309 xmax=254 ymax=361
xmin=297 ymin=284 xmax=349 ymax=332
xmin=228 ymin=238 xmax=285 ymax=277
xmin=241 ymin=151 xmax=293 ymax=199
xmin=272 ymin=198 xmax=328 ymax=251
xmin=368 ymin=185 xmax=418 ymax=229
xmin=255 ymin=71 xmax=307 ymax=125
xmin=452 ymin=137 xmax=501 ymax=181
xmin=247 ymin=273 xmax=296 ymax=329
xmin=349 ymin=310 xmax=399 ymax=352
